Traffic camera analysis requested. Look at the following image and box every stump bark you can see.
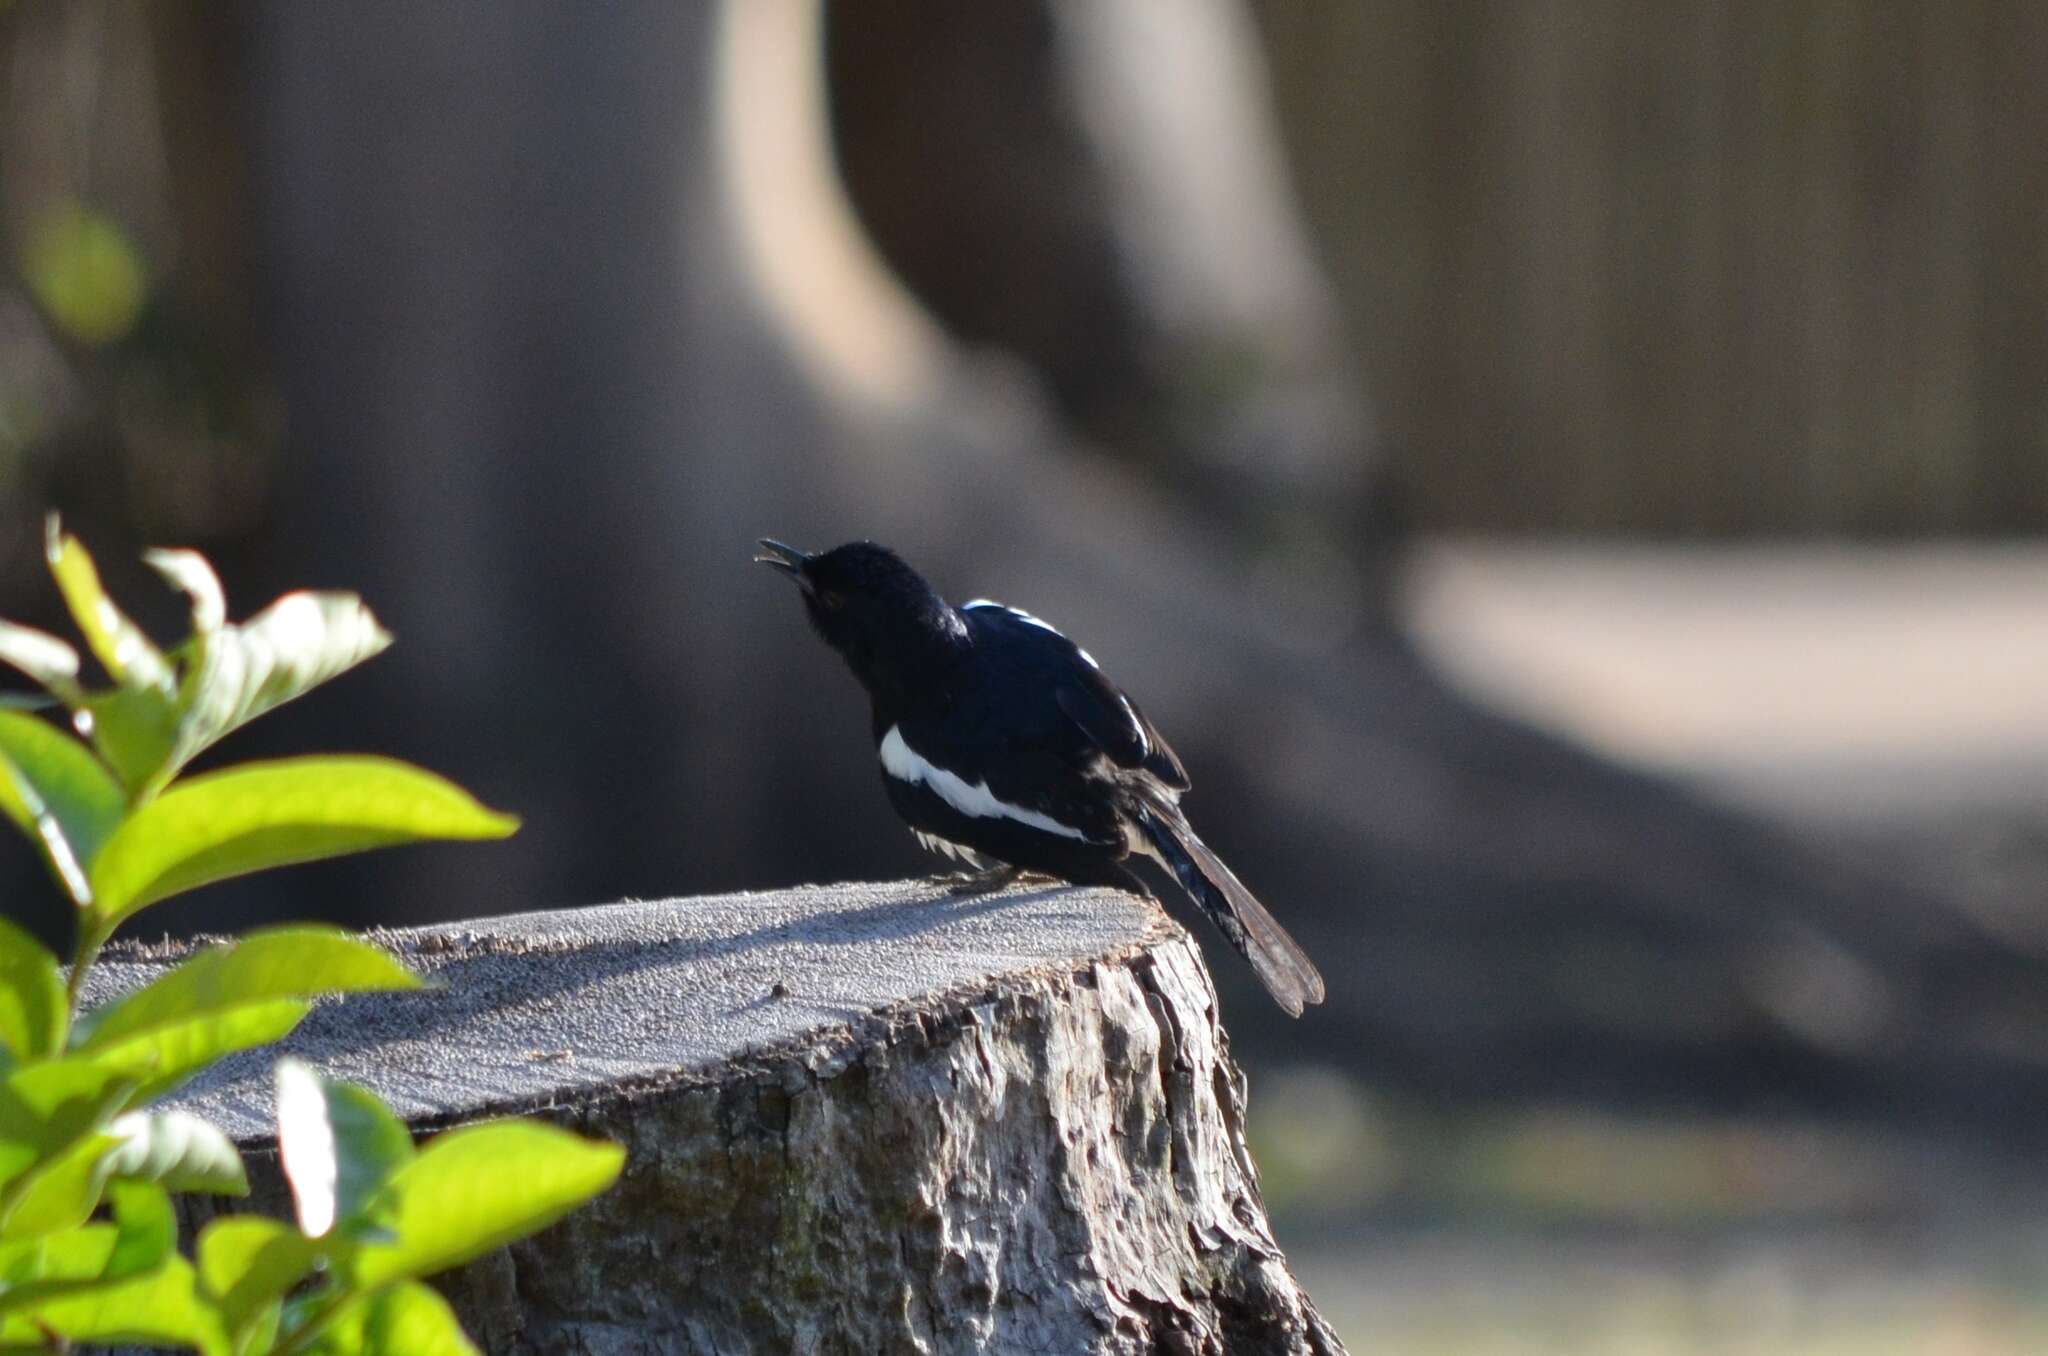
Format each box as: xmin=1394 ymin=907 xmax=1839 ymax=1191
xmin=101 ymin=883 xmax=1346 ymax=1355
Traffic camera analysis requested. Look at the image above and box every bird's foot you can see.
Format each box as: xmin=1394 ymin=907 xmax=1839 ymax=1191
xmin=938 ymin=864 xmax=1038 ymax=897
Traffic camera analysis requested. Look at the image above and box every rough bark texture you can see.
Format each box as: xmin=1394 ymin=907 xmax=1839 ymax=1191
xmin=114 ymin=886 xmax=1345 ymax=1355
xmin=448 ymin=938 xmax=1340 ymax=1355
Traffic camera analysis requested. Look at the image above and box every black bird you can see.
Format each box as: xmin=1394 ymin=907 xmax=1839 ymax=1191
xmin=755 ymin=539 xmax=1325 ymax=1016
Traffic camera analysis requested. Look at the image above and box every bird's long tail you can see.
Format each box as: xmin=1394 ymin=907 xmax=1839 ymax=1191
xmin=1136 ymin=799 xmax=1325 ymax=1017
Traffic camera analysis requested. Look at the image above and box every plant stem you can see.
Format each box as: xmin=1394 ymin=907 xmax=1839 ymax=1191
xmin=65 ymin=924 xmax=106 ymax=1014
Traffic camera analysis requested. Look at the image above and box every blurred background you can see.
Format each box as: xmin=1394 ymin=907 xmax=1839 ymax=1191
xmin=3 ymin=2 xmax=2046 ymax=1349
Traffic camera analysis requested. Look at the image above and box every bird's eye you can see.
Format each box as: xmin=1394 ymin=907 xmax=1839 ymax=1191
xmin=815 ymin=590 xmax=843 ymax=610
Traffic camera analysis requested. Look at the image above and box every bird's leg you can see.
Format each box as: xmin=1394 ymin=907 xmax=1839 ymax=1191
xmin=943 ymin=863 xmax=1027 ymax=896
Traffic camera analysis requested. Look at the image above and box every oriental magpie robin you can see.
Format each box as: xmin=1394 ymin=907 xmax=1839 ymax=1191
xmin=755 ymin=539 xmax=1325 ymax=1016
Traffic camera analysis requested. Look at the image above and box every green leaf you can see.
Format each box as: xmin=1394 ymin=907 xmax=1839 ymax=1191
xmin=45 ymin=521 xmax=175 ymax=696
xmin=99 ymin=1179 xmax=177 ymax=1280
xmin=86 ymin=757 xmax=519 ymax=932
xmin=276 ymin=1062 xmax=415 ymax=1241
xmin=0 ymin=1251 xmax=229 ymax=1355
xmin=0 ymin=1133 xmax=117 ymax=1240
xmin=347 ymin=1120 xmax=623 ymax=1288
xmin=82 ymin=927 xmax=420 ymax=1052
xmin=0 ymin=1224 xmax=117 ymax=1311
xmin=299 ymin=1280 xmax=480 ymax=1356
xmin=0 ymin=749 xmax=92 ymax=909
xmin=0 ymin=710 xmax=124 ymax=862
xmin=78 ymin=929 xmax=414 ymax=1107
xmin=0 ymin=709 xmax=125 ymax=910
xmin=83 ymin=998 xmax=309 ymax=1108
xmin=0 ymin=621 xmax=84 ymax=707
xmin=239 ymin=1301 xmax=284 ymax=1356
xmin=0 ymin=1180 xmax=174 ymax=1317
xmin=102 ymin=1110 xmax=247 ymax=1195
xmin=0 ymin=1059 xmax=134 ymax=1202
xmin=37 ymin=520 xmax=187 ymax=794
xmin=80 ymin=682 xmax=182 ymax=796
xmin=0 ymin=919 xmax=64 ymax=1063
xmin=157 ymin=583 xmax=392 ymax=788
xmin=197 ymin=1215 xmax=319 ymax=1345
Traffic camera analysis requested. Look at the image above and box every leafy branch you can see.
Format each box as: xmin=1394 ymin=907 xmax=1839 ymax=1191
xmin=0 ymin=523 xmax=622 ymax=1353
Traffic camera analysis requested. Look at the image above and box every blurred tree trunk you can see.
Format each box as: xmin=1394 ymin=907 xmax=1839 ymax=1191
xmin=825 ymin=0 xmax=1386 ymax=545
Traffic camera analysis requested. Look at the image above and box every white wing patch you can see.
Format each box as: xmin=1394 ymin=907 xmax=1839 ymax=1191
xmin=880 ymin=725 xmax=1090 ymax=841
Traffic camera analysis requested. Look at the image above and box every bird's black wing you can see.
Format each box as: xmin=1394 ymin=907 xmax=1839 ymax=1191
xmin=961 ymin=602 xmax=1188 ymax=790
xmin=878 ymin=602 xmax=1123 ymax=849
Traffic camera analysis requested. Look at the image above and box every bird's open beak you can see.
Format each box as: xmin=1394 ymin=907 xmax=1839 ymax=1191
xmin=752 ymin=538 xmax=813 ymax=582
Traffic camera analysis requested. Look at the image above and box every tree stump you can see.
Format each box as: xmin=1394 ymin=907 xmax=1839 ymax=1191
xmin=98 ymin=882 xmax=1347 ymax=1355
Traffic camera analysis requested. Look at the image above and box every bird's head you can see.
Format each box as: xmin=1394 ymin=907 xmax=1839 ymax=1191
xmin=754 ymin=539 xmax=965 ymax=696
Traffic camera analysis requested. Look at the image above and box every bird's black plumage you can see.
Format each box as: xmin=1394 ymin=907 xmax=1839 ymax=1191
xmin=755 ymin=538 xmax=1325 ymax=1016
